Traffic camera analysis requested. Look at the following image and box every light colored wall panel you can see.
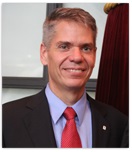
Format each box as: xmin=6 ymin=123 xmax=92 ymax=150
xmin=2 ymin=3 xmax=47 ymax=77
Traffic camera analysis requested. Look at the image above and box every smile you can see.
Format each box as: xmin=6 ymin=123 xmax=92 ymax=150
xmin=64 ymin=68 xmax=85 ymax=73
xmin=69 ymin=69 xmax=83 ymax=72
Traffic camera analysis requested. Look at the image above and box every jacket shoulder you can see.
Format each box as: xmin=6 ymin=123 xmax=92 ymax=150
xmin=2 ymin=89 xmax=47 ymax=119
xmin=87 ymin=94 xmax=128 ymax=122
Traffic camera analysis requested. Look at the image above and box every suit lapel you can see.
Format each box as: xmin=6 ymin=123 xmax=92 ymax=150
xmin=23 ymin=89 xmax=57 ymax=147
xmin=87 ymin=94 xmax=111 ymax=147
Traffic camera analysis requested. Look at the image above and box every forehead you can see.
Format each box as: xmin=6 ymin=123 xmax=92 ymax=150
xmin=52 ymin=21 xmax=95 ymax=44
xmin=55 ymin=20 xmax=92 ymax=32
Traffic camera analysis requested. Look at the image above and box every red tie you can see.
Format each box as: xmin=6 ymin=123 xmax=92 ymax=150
xmin=61 ymin=107 xmax=82 ymax=148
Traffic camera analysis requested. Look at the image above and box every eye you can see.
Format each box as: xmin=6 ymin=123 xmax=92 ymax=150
xmin=60 ymin=44 xmax=68 ymax=49
xmin=82 ymin=45 xmax=92 ymax=52
xmin=58 ymin=43 xmax=70 ymax=51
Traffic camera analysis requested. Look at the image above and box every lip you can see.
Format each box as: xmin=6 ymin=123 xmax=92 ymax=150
xmin=64 ymin=68 xmax=84 ymax=72
xmin=63 ymin=68 xmax=86 ymax=75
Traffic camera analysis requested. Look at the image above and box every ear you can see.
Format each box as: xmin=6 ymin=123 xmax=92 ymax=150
xmin=40 ymin=43 xmax=48 ymax=65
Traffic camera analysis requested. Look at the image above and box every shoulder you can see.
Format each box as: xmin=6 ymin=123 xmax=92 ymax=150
xmin=2 ymin=88 xmax=47 ymax=119
xmin=87 ymin=94 xmax=128 ymax=147
xmin=87 ymin=93 xmax=128 ymax=123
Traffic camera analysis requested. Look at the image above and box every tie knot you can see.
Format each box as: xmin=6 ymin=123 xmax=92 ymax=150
xmin=63 ymin=107 xmax=76 ymax=120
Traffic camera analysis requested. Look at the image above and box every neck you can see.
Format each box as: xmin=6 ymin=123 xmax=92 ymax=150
xmin=48 ymin=83 xmax=85 ymax=106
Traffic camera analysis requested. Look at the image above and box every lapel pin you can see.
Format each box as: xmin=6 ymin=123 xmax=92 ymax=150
xmin=103 ymin=125 xmax=107 ymax=130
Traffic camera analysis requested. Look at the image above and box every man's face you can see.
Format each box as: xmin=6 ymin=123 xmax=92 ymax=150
xmin=40 ymin=21 xmax=96 ymax=92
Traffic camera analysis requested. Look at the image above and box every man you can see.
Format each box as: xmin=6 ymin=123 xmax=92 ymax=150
xmin=2 ymin=7 xmax=128 ymax=148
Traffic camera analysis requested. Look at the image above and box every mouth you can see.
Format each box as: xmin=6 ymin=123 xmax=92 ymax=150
xmin=62 ymin=67 xmax=88 ymax=80
xmin=63 ymin=68 xmax=85 ymax=73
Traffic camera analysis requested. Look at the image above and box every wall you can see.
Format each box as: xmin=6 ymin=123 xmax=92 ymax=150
xmin=2 ymin=3 xmax=46 ymax=77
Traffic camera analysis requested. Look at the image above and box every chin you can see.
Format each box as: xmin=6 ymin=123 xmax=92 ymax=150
xmin=64 ymin=80 xmax=86 ymax=90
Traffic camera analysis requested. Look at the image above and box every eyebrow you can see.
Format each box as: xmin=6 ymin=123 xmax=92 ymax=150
xmin=56 ymin=41 xmax=72 ymax=46
xmin=56 ymin=41 xmax=95 ymax=47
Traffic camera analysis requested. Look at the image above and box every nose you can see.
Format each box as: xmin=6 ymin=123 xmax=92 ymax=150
xmin=69 ymin=47 xmax=83 ymax=63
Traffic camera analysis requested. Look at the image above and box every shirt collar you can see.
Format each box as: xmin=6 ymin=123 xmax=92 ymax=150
xmin=45 ymin=83 xmax=88 ymax=126
xmin=72 ymin=92 xmax=87 ymax=125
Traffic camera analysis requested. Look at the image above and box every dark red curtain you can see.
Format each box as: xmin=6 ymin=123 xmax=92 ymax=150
xmin=96 ymin=4 xmax=129 ymax=116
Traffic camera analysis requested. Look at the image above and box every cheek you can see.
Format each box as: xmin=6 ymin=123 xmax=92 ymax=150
xmin=86 ymin=55 xmax=96 ymax=68
xmin=47 ymin=53 xmax=62 ymax=70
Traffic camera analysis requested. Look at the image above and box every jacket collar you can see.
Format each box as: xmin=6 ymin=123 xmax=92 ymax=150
xmin=87 ymin=94 xmax=110 ymax=147
xmin=23 ymin=88 xmax=57 ymax=147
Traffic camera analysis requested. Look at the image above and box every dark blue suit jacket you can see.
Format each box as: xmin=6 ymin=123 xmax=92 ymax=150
xmin=2 ymin=88 xmax=128 ymax=147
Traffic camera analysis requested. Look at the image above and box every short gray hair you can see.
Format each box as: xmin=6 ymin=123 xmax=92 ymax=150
xmin=42 ymin=7 xmax=97 ymax=47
